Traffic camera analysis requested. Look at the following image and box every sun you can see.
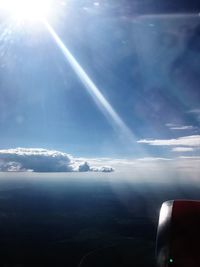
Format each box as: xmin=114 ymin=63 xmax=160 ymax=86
xmin=0 ymin=0 xmax=54 ymax=22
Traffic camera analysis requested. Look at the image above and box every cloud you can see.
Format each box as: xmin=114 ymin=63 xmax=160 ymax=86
xmin=0 ymin=148 xmax=114 ymax=173
xmin=0 ymin=148 xmax=74 ymax=172
xmin=90 ymin=166 xmax=114 ymax=172
xmin=0 ymin=161 xmax=26 ymax=172
xmin=138 ymin=135 xmax=200 ymax=147
xmin=83 ymin=157 xmax=200 ymax=183
xmin=0 ymin=155 xmax=199 ymax=184
xmin=188 ymin=109 xmax=200 ymax=114
xmin=136 ymin=157 xmax=172 ymax=161
xmin=170 ymin=126 xmax=195 ymax=130
xmin=178 ymin=156 xmax=200 ymax=160
xmin=76 ymin=158 xmax=114 ymax=172
xmin=172 ymin=147 xmax=194 ymax=152
xmin=78 ymin=162 xmax=90 ymax=172
xmin=166 ymin=123 xmax=195 ymax=130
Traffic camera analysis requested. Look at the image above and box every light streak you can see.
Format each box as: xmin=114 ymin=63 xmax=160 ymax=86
xmin=44 ymin=21 xmax=135 ymax=143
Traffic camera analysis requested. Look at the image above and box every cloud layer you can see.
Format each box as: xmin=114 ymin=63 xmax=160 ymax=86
xmin=0 ymin=148 xmax=114 ymax=173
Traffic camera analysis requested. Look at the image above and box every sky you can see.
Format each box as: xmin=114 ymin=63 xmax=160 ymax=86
xmin=0 ymin=0 xmax=200 ymax=174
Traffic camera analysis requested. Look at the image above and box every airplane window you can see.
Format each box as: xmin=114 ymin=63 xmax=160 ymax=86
xmin=0 ymin=1 xmax=200 ymax=266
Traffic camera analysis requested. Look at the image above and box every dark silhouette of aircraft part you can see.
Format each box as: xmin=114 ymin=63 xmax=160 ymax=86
xmin=156 ymin=200 xmax=200 ymax=267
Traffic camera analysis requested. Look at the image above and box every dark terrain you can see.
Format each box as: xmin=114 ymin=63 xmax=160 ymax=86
xmin=0 ymin=176 xmax=199 ymax=267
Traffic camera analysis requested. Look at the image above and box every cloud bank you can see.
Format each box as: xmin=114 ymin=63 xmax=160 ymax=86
xmin=82 ymin=156 xmax=200 ymax=183
xmin=0 ymin=148 xmax=114 ymax=173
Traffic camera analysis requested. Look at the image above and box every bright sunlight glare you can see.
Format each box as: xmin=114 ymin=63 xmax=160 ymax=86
xmin=0 ymin=0 xmax=136 ymax=145
xmin=0 ymin=0 xmax=53 ymax=22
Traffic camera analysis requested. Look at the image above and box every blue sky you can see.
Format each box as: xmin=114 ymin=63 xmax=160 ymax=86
xmin=0 ymin=1 xmax=200 ymax=162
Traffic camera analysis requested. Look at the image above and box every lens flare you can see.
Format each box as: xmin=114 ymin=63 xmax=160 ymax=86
xmin=0 ymin=0 xmax=136 ymax=144
xmin=44 ymin=21 xmax=136 ymax=143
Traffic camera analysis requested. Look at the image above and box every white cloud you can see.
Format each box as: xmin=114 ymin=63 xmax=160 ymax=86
xmin=166 ymin=123 xmax=195 ymax=130
xmin=90 ymin=166 xmax=114 ymax=172
xmin=179 ymin=156 xmax=200 ymax=160
xmin=170 ymin=126 xmax=195 ymax=130
xmin=0 ymin=148 xmax=114 ymax=173
xmin=137 ymin=157 xmax=172 ymax=161
xmin=172 ymin=147 xmax=194 ymax=152
xmin=138 ymin=135 xmax=200 ymax=147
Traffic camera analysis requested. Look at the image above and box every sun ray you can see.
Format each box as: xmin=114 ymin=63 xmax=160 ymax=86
xmin=44 ymin=21 xmax=136 ymax=143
